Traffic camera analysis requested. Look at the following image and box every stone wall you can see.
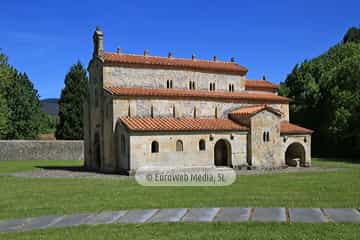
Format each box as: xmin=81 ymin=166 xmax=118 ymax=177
xmin=112 ymin=98 xmax=290 ymax=121
xmin=0 ymin=140 xmax=84 ymax=161
xmin=249 ymin=111 xmax=282 ymax=168
xmin=103 ymin=66 xmax=246 ymax=92
xmin=128 ymin=131 xmax=247 ymax=171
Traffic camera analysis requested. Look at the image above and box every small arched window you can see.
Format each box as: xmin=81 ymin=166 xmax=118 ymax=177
xmin=193 ymin=107 xmax=197 ymax=118
xmin=176 ymin=140 xmax=183 ymax=152
xmin=199 ymin=139 xmax=206 ymax=151
xmin=263 ymin=132 xmax=266 ymax=142
xmin=212 ymin=83 xmax=216 ymax=91
xmin=209 ymin=83 xmax=213 ymax=91
xmin=151 ymin=141 xmax=159 ymax=153
xmin=266 ymin=132 xmax=270 ymax=142
xmin=192 ymin=81 xmax=195 ymax=90
xmin=120 ymin=134 xmax=126 ymax=153
xmin=166 ymin=80 xmax=170 ymax=89
xmin=150 ymin=105 xmax=154 ymax=118
xmin=229 ymin=84 xmax=232 ymax=92
xmin=170 ymin=80 xmax=173 ymax=88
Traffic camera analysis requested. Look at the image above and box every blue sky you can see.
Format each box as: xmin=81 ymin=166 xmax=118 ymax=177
xmin=1 ymin=0 xmax=359 ymax=99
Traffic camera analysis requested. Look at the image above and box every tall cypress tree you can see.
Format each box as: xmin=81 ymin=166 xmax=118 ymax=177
xmin=56 ymin=62 xmax=88 ymax=140
xmin=0 ymin=50 xmax=43 ymax=139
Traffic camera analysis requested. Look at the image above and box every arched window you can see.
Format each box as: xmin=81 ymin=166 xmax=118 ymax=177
xmin=199 ymin=139 xmax=206 ymax=151
xmin=151 ymin=141 xmax=159 ymax=153
xmin=266 ymin=132 xmax=270 ymax=142
xmin=176 ymin=140 xmax=183 ymax=152
xmin=229 ymin=84 xmax=232 ymax=92
xmin=232 ymin=84 xmax=234 ymax=92
xmin=212 ymin=83 xmax=216 ymax=91
xmin=128 ymin=104 xmax=131 ymax=117
xmin=150 ymin=105 xmax=154 ymax=118
xmin=172 ymin=105 xmax=176 ymax=118
xmin=193 ymin=107 xmax=197 ymax=118
xmin=209 ymin=83 xmax=213 ymax=91
xmin=167 ymin=80 xmax=170 ymax=89
xmin=263 ymin=132 xmax=266 ymax=142
xmin=215 ymin=106 xmax=218 ymax=118
xmin=170 ymin=80 xmax=173 ymax=88
xmin=120 ymin=134 xmax=126 ymax=153
xmin=192 ymin=81 xmax=195 ymax=90
xmin=189 ymin=81 xmax=192 ymax=89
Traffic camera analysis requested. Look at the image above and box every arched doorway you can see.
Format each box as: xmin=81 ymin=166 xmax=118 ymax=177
xmin=214 ymin=139 xmax=231 ymax=167
xmin=285 ymin=142 xmax=306 ymax=167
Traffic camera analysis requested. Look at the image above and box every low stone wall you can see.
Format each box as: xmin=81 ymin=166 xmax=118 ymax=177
xmin=0 ymin=140 xmax=84 ymax=161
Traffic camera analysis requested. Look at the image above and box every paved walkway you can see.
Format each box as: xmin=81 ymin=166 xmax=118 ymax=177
xmin=1 ymin=208 xmax=359 ymax=233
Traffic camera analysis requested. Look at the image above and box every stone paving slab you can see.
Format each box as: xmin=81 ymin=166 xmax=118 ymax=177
xmin=149 ymin=208 xmax=188 ymax=223
xmin=21 ymin=215 xmax=64 ymax=231
xmin=84 ymin=211 xmax=128 ymax=225
xmin=252 ymin=208 xmax=286 ymax=222
xmin=289 ymin=208 xmax=327 ymax=223
xmin=49 ymin=213 xmax=93 ymax=228
xmin=214 ymin=208 xmax=251 ymax=222
xmin=323 ymin=208 xmax=360 ymax=223
xmin=117 ymin=209 xmax=159 ymax=223
xmin=182 ymin=208 xmax=220 ymax=222
xmin=0 ymin=218 xmax=32 ymax=233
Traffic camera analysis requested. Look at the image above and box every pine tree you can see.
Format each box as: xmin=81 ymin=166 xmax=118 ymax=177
xmin=55 ymin=62 xmax=88 ymax=140
xmin=5 ymin=71 xmax=43 ymax=139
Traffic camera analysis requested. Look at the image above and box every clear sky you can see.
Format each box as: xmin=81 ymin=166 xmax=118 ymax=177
xmin=1 ymin=0 xmax=359 ymax=99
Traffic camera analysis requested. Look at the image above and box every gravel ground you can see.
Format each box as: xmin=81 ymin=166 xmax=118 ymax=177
xmin=0 ymin=166 xmax=342 ymax=179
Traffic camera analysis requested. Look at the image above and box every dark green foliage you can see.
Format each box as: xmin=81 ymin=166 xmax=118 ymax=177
xmin=0 ymin=50 xmax=43 ymax=139
xmin=40 ymin=114 xmax=59 ymax=134
xmin=343 ymin=27 xmax=360 ymax=44
xmin=280 ymin=42 xmax=360 ymax=158
xmin=55 ymin=62 xmax=88 ymax=140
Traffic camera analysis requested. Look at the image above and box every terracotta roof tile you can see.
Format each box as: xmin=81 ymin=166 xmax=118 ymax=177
xmin=245 ymin=80 xmax=279 ymax=92
xmin=103 ymin=53 xmax=248 ymax=75
xmin=229 ymin=104 xmax=282 ymax=117
xmin=280 ymin=121 xmax=313 ymax=134
xmin=104 ymin=87 xmax=290 ymax=104
xmin=119 ymin=117 xmax=248 ymax=132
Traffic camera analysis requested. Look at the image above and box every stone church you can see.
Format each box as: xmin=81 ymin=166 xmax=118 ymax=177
xmin=84 ymin=27 xmax=313 ymax=175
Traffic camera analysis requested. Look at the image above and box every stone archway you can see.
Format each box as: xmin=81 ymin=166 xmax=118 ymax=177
xmin=285 ymin=142 xmax=306 ymax=167
xmin=214 ymin=139 xmax=232 ymax=167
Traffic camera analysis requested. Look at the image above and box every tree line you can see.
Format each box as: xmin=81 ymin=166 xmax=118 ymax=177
xmin=0 ymin=51 xmax=87 ymax=140
xmin=279 ymin=27 xmax=360 ymax=158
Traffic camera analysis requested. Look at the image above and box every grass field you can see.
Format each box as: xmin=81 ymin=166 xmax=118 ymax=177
xmin=0 ymin=158 xmax=359 ymax=222
xmin=0 ymin=222 xmax=359 ymax=240
xmin=0 ymin=158 xmax=359 ymax=239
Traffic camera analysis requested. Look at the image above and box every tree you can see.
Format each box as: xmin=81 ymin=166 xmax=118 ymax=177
xmin=5 ymin=71 xmax=43 ymax=139
xmin=55 ymin=62 xmax=88 ymax=140
xmin=343 ymin=27 xmax=360 ymax=44
xmin=279 ymin=42 xmax=360 ymax=158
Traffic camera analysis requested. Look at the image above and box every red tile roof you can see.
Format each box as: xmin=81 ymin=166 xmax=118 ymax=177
xmin=103 ymin=53 xmax=248 ymax=75
xmin=119 ymin=117 xmax=248 ymax=132
xmin=245 ymin=80 xmax=279 ymax=92
xmin=104 ymin=87 xmax=290 ymax=104
xmin=280 ymin=121 xmax=313 ymax=134
xmin=229 ymin=104 xmax=282 ymax=117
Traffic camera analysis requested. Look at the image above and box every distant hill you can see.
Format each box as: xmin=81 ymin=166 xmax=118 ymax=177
xmin=40 ymin=98 xmax=59 ymax=116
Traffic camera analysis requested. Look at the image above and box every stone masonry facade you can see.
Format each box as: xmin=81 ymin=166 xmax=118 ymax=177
xmin=84 ymin=27 xmax=313 ymax=174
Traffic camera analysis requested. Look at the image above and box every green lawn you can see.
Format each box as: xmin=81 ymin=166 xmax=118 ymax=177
xmin=0 ymin=158 xmax=359 ymax=222
xmin=1 ymin=222 xmax=359 ymax=240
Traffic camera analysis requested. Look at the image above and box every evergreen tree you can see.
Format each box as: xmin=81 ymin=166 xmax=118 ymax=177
xmin=55 ymin=62 xmax=88 ymax=140
xmin=343 ymin=27 xmax=360 ymax=44
xmin=5 ymin=71 xmax=43 ymax=139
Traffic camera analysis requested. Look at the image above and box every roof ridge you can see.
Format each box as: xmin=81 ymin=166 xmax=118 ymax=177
xmin=103 ymin=52 xmax=237 ymax=65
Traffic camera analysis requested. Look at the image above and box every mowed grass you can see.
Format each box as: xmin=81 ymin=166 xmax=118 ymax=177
xmin=0 ymin=160 xmax=82 ymax=174
xmin=0 ymin=158 xmax=359 ymax=221
xmin=1 ymin=222 xmax=359 ymax=240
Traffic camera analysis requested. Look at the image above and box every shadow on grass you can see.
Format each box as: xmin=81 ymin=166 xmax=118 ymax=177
xmin=314 ymin=157 xmax=360 ymax=164
xmin=34 ymin=165 xmax=127 ymax=175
